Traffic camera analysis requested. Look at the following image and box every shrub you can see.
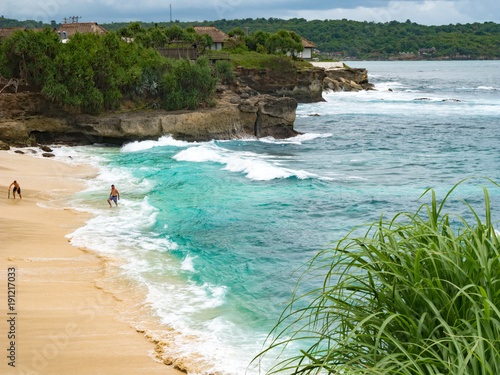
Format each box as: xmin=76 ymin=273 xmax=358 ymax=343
xmin=256 ymin=44 xmax=268 ymax=54
xmin=257 ymin=178 xmax=500 ymax=375
xmin=214 ymin=60 xmax=234 ymax=84
xmin=161 ymin=57 xmax=217 ymax=110
xmin=224 ymin=36 xmax=249 ymax=53
xmin=0 ymin=28 xmax=225 ymax=113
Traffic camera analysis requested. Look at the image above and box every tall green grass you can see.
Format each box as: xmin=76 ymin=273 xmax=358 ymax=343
xmin=256 ymin=179 xmax=500 ymax=375
xmin=227 ymin=51 xmax=313 ymax=70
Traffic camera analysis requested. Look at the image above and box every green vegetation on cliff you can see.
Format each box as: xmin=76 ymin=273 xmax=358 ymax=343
xmin=0 ymin=27 xmax=228 ymax=114
xmin=0 ymin=22 xmax=317 ymax=114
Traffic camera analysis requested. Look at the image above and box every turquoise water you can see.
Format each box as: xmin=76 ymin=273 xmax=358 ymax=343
xmin=57 ymin=61 xmax=499 ymax=374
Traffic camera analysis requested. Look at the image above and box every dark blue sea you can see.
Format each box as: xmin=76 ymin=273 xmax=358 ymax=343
xmin=52 ymin=60 xmax=499 ymax=374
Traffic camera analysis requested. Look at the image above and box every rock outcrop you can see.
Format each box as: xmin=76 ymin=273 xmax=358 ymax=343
xmin=322 ymin=68 xmax=375 ymax=92
xmin=0 ymin=90 xmax=298 ymax=145
xmin=0 ymin=140 xmax=10 ymax=150
xmin=234 ymin=66 xmax=374 ymax=101
xmin=234 ymin=67 xmax=326 ymax=103
xmin=0 ymin=64 xmax=374 ymax=146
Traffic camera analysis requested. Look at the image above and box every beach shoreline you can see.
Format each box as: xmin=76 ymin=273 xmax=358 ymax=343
xmin=0 ymin=151 xmax=183 ymax=375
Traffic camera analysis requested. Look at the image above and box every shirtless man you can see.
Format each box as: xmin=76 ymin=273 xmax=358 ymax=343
xmin=107 ymin=184 xmax=120 ymax=207
xmin=8 ymin=180 xmax=22 ymax=199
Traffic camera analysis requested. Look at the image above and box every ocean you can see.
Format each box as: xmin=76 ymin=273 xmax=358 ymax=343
xmin=50 ymin=60 xmax=499 ymax=374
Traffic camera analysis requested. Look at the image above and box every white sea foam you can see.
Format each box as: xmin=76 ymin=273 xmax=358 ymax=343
xmin=61 ymin=151 xmax=281 ymax=374
xmin=75 ymin=162 xmax=156 ymax=197
xmin=14 ymin=141 xmax=295 ymax=374
xmin=67 ymin=195 xmax=177 ymax=256
xmin=121 ymin=135 xmax=194 ymax=152
xmin=259 ymin=132 xmax=332 ymax=145
xmin=477 ymin=86 xmax=497 ymax=90
xmin=49 ymin=145 xmax=110 ymax=168
xmin=371 ymin=81 xmax=410 ymax=92
xmin=52 ymin=60 xmax=500 ymax=375
xmin=313 ymin=87 xmax=489 ymax=119
xmin=142 ymin=279 xmax=269 ymax=375
xmin=71 ymin=220 xmax=254 ymax=375
xmin=180 ymin=255 xmax=196 ymax=272
xmin=174 ymin=144 xmax=222 ymax=163
xmin=173 ymin=143 xmax=319 ymax=181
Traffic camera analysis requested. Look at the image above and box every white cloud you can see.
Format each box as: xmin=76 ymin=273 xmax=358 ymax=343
xmin=1 ymin=0 xmax=498 ymax=24
xmin=286 ymin=1 xmax=477 ymax=25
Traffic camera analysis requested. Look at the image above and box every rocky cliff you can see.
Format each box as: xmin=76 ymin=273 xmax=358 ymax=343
xmin=0 ymin=89 xmax=298 ymax=145
xmin=322 ymin=68 xmax=375 ymax=92
xmin=234 ymin=66 xmax=374 ymax=102
xmin=235 ymin=67 xmax=325 ymax=103
xmin=0 ymin=65 xmax=373 ymax=146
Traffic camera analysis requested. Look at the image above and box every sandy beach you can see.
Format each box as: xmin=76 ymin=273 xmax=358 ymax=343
xmin=0 ymin=151 xmax=182 ymax=375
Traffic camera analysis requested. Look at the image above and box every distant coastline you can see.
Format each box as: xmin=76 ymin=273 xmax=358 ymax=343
xmin=341 ymin=56 xmax=500 ymax=61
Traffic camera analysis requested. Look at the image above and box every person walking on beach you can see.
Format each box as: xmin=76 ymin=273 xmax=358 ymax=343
xmin=107 ymin=184 xmax=120 ymax=207
xmin=8 ymin=180 xmax=22 ymax=199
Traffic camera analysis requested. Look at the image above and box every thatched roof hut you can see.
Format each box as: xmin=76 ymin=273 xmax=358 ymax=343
xmin=56 ymin=22 xmax=108 ymax=38
xmin=193 ymin=26 xmax=229 ymax=43
xmin=194 ymin=26 xmax=229 ymax=50
xmin=301 ymin=37 xmax=317 ymax=49
xmin=0 ymin=27 xmax=27 ymax=40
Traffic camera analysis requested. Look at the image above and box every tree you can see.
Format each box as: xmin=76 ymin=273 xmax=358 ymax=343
xmin=165 ymin=25 xmax=184 ymax=43
xmin=228 ymin=27 xmax=245 ymax=38
xmin=2 ymin=28 xmax=60 ymax=84
xmin=245 ymin=30 xmax=271 ymax=52
xmin=161 ymin=57 xmax=217 ymax=110
xmin=266 ymin=30 xmax=303 ymax=59
xmin=0 ymin=27 xmax=223 ymax=114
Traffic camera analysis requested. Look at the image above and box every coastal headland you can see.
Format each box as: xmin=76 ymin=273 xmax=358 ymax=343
xmin=0 ymin=62 xmax=373 ymax=374
xmin=0 ymin=64 xmax=373 ymax=373
xmin=0 ymin=66 xmax=371 ymax=146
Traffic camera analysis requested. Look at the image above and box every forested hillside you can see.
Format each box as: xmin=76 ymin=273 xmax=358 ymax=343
xmin=2 ymin=16 xmax=498 ymax=59
xmin=103 ymin=18 xmax=500 ymax=59
xmin=0 ymin=16 xmax=50 ymax=29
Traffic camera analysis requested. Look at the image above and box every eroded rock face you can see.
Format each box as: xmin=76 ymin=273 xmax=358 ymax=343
xmin=234 ymin=66 xmax=374 ymax=100
xmin=323 ymin=68 xmax=375 ymax=92
xmin=237 ymin=94 xmax=298 ymax=138
xmin=235 ymin=67 xmax=326 ymax=103
xmin=0 ymin=66 xmax=375 ymax=146
xmin=0 ymin=91 xmax=298 ymax=145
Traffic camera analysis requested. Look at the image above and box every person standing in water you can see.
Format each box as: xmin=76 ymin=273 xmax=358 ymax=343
xmin=107 ymin=184 xmax=120 ymax=207
xmin=8 ymin=180 xmax=22 ymax=199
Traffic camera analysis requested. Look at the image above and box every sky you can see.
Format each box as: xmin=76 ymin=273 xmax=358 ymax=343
xmin=1 ymin=0 xmax=499 ymax=26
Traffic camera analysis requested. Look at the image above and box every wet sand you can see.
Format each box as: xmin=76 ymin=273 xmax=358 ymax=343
xmin=0 ymin=151 xmax=183 ymax=375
